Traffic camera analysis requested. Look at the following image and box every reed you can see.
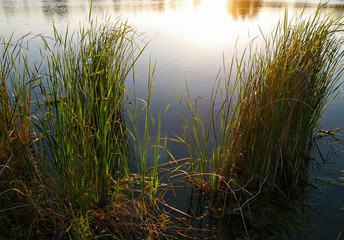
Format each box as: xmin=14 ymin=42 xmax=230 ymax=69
xmin=0 ymin=15 xmax=190 ymax=238
xmin=221 ymin=7 xmax=344 ymax=194
xmin=177 ymin=4 xmax=344 ymax=215
xmin=37 ymin=17 xmax=143 ymax=208
xmin=0 ymin=34 xmax=37 ymax=179
xmin=34 ymin=16 xmax=180 ymax=238
xmin=0 ymin=34 xmax=44 ymax=238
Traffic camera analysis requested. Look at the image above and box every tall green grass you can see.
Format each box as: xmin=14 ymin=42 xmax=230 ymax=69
xmin=222 ymin=7 xmax=343 ymax=194
xmin=0 ymin=16 xmax=180 ymax=238
xmin=0 ymin=34 xmax=37 ymax=179
xmin=35 ymin=15 xmax=189 ymax=238
xmin=178 ymin=5 xmax=344 ymax=208
xmin=38 ymin=18 xmax=144 ymax=207
xmin=0 ymin=34 xmax=43 ymax=238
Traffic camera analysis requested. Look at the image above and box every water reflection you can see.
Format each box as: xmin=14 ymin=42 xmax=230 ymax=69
xmin=1 ymin=0 xmax=32 ymax=17
xmin=41 ymin=0 xmax=69 ymax=16
xmin=1 ymin=1 xmax=15 ymax=16
xmin=108 ymin=0 xmax=344 ymax=19
xmin=227 ymin=0 xmax=262 ymax=19
xmin=226 ymin=0 xmax=344 ymax=19
xmin=167 ymin=0 xmax=186 ymax=10
xmin=111 ymin=0 xmax=167 ymax=12
xmin=154 ymin=0 xmax=166 ymax=11
xmin=0 ymin=0 xmax=343 ymax=21
xmin=193 ymin=0 xmax=202 ymax=7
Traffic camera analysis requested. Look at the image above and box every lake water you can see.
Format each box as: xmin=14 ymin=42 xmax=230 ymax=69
xmin=1 ymin=0 xmax=344 ymax=239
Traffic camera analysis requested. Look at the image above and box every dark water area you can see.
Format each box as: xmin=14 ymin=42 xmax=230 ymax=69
xmin=1 ymin=0 xmax=344 ymax=239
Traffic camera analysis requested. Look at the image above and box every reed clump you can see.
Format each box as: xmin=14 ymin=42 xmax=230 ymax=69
xmin=0 ymin=34 xmax=45 ymax=239
xmin=220 ymin=8 xmax=344 ymax=195
xmin=177 ymin=5 xmax=344 ymax=232
xmin=33 ymin=17 xmax=176 ymax=238
xmin=39 ymin=18 xmax=139 ymax=207
xmin=0 ymin=35 xmax=36 ymax=181
xmin=0 ymin=18 xmax=184 ymax=239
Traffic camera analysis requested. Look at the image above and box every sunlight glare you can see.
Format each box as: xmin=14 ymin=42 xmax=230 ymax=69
xmin=132 ymin=0 xmax=254 ymax=48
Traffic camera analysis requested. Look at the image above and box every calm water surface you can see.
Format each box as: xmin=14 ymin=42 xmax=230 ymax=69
xmin=1 ymin=0 xmax=344 ymax=239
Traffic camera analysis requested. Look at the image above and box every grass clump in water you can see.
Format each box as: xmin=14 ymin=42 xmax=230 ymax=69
xmin=177 ymin=5 xmax=344 ymax=235
xmin=220 ymin=7 xmax=344 ymax=195
xmin=39 ymin=18 xmax=140 ymax=207
xmin=0 ymin=34 xmax=45 ymax=239
xmin=0 ymin=17 xmax=183 ymax=239
xmin=34 ymin=17 xmax=174 ymax=238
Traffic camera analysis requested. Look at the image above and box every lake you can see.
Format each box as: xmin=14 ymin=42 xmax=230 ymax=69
xmin=1 ymin=0 xmax=343 ymax=239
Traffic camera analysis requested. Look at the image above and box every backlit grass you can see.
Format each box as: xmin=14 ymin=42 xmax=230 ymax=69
xmin=177 ymin=5 xmax=344 ymax=235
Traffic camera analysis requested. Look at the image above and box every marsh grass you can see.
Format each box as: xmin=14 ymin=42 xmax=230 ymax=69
xmin=34 ymin=15 xmax=195 ymax=239
xmin=222 ymin=7 xmax=344 ymax=194
xmin=37 ymin=17 xmax=147 ymax=208
xmin=33 ymin=16 xmax=179 ymax=238
xmin=177 ymin=4 xmax=344 ymax=232
xmin=0 ymin=34 xmax=44 ymax=238
xmin=0 ymin=15 xmax=189 ymax=238
xmin=0 ymin=34 xmax=37 ymax=179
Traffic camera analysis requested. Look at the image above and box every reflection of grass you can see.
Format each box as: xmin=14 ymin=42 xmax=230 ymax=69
xmin=316 ymin=177 xmax=344 ymax=187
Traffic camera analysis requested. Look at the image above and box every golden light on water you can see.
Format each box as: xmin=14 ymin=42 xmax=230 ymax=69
xmin=0 ymin=0 xmax=320 ymax=47
xmin=127 ymin=0 xmax=323 ymax=51
xmin=130 ymin=0 xmax=265 ymax=48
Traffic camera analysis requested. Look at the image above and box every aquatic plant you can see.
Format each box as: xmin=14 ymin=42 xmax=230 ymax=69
xmin=33 ymin=15 xmax=192 ymax=238
xmin=177 ymin=5 xmax=344 ymax=234
xmin=0 ymin=15 xmax=181 ymax=238
xmin=0 ymin=34 xmax=44 ymax=239
xmin=37 ymin=18 xmax=144 ymax=207
xmin=221 ymin=7 xmax=344 ymax=194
